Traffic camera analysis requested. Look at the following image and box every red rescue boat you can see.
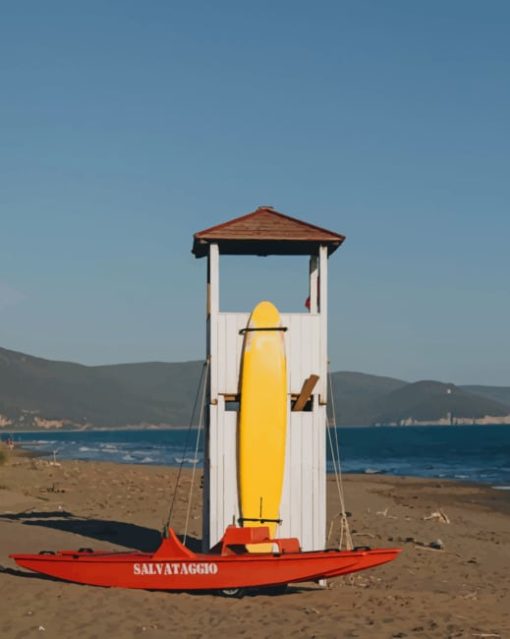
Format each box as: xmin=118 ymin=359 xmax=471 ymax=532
xmin=11 ymin=525 xmax=400 ymax=595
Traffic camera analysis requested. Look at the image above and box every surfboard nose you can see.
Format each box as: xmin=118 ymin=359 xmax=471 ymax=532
xmin=250 ymin=301 xmax=280 ymax=326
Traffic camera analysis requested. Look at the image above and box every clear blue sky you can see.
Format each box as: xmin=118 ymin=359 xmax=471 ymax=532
xmin=1 ymin=1 xmax=509 ymax=385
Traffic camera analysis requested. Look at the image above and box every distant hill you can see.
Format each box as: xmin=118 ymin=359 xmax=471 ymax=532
xmin=329 ymin=372 xmax=407 ymax=425
xmin=0 ymin=347 xmax=202 ymax=428
xmin=1 ymin=346 xmax=509 ymax=429
xmin=461 ymin=385 xmax=510 ymax=410
xmin=328 ymin=375 xmax=509 ymax=426
xmin=369 ymin=381 xmax=509 ymax=425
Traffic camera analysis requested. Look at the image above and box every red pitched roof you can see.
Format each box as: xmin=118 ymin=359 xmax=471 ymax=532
xmin=192 ymin=207 xmax=345 ymax=257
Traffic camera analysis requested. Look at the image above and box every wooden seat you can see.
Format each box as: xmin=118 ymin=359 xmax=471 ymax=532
xmin=214 ymin=526 xmax=302 ymax=556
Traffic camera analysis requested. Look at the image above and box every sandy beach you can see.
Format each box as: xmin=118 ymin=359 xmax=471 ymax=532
xmin=1 ymin=445 xmax=509 ymax=639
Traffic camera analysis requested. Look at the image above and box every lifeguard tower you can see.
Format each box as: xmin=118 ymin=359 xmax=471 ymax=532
xmin=192 ymin=207 xmax=345 ymax=550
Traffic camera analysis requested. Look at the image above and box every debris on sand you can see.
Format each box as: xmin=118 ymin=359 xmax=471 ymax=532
xmin=423 ymin=510 xmax=450 ymax=524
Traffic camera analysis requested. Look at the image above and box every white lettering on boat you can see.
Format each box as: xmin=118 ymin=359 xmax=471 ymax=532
xmin=133 ymin=562 xmax=218 ymax=576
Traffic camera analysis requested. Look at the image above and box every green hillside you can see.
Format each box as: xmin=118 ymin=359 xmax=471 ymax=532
xmin=461 ymin=385 xmax=510 ymax=409
xmin=370 ymin=381 xmax=509 ymax=425
xmin=1 ymin=346 xmax=508 ymax=429
xmin=329 ymin=371 xmax=407 ymax=425
xmin=0 ymin=347 xmax=202 ymax=428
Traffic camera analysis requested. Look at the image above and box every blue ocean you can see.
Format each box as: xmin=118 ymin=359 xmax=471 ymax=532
xmin=9 ymin=425 xmax=510 ymax=489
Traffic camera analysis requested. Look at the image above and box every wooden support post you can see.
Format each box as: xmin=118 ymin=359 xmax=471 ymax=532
xmin=208 ymin=243 xmax=219 ymax=401
xmin=204 ymin=242 xmax=219 ymax=551
xmin=292 ymin=374 xmax=320 ymax=412
xmin=309 ymin=255 xmax=319 ymax=313
xmin=319 ymin=245 xmax=328 ymax=404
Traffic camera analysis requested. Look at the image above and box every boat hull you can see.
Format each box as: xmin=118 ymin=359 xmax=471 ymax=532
xmin=11 ymin=547 xmax=400 ymax=591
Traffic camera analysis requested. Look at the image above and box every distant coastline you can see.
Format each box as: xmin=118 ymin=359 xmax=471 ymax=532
xmin=0 ymin=423 xmax=191 ymax=433
xmin=375 ymin=414 xmax=510 ymax=427
xmin=4 ymin=420 xmax=510 ymax=434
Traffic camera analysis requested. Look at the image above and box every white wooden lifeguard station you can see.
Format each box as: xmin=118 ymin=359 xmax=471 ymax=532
xmin=192 ymin=207 xmax=345 ymax=551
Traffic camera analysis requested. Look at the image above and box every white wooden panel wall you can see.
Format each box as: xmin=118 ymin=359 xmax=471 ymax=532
xmin=284 ymin=313 xmax=325 ymax=400
xmin=211 ymin=312 xmax=326 ymax=400
xmin=207 ymin=397 xmax=240 ymax=547
xmin=207 ymin=401 xmax=327 ymax=550
xmin=279 ymin=405 xmax=326 ymax=550
xmin=213 ymin=312 xmax=246 ymax=399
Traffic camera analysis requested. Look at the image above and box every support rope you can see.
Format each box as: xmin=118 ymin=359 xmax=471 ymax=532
xmin=183 ymin=359 xmax=209 ymax=544
xmin=326 ymin=367 xmax=353 ymax=551
xmin=163 ymin=360 xmax=208 ymax=535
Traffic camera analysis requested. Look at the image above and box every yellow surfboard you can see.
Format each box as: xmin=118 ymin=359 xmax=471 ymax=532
xmin=238 ymin=301 xmax=287 ymax=552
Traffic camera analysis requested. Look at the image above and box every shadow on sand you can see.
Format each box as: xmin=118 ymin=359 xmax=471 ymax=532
xmin=0 ymin=510 xmax=203 ymax=552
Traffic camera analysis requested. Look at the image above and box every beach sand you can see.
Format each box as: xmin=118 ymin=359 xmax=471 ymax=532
xmin=1 ymin=446 xmax=509 ymax=638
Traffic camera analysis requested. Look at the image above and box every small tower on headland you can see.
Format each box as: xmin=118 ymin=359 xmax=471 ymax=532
xmin=192 ymin=206 xmax=345 ymax=550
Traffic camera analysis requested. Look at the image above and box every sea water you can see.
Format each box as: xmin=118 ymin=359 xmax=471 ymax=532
xmin=8 ymin=425 xmax=510 ymax=488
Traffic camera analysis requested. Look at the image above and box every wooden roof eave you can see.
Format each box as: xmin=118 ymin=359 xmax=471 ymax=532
xmin=192 ymin=236 xmax=345 ymax=258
